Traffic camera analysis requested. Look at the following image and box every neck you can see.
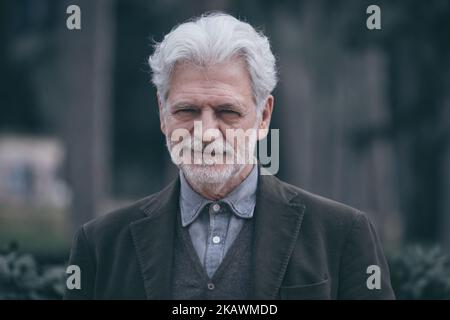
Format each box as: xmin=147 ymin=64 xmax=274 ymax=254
xmin=188 ymin=164 xmax=254 ymax=200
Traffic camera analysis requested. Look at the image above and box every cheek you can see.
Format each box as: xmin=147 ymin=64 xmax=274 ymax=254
xmin=224 ymin=111 xmax=257 ymax=129
xmin=221 ymin=114 xmax=258 ymax=142
xmin=165 ymin=115 xmax=195 ymax=134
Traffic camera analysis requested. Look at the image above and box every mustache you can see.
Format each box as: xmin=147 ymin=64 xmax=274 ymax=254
xmin=174 ymin=136 xmax=235 ymax=156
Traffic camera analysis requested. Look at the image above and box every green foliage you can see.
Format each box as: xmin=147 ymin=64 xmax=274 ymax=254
xmin=0 ymin=244 xmax=65 ymax=300
xmin=389 ymin=246 xmax=450 ymax=299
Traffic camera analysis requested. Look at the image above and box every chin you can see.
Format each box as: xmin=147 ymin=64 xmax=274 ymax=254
xmin=181 ymin=163 xmax=238 ymax=186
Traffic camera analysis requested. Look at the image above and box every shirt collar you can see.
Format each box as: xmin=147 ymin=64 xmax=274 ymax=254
xmin=179 ymin=165 xmax=258 ymax=227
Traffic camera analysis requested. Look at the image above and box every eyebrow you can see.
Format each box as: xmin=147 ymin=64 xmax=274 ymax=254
xmin=171 ymin=102 xmax=197 ymax=109
xmin=171 ymin=102 xmax=245 ymax=111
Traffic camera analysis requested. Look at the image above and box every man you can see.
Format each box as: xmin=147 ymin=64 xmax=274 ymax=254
xmin=65 ymin=13 xmax=395 ymax=300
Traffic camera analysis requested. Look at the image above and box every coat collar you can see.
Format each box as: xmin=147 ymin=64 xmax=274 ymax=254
xmin=129 ymin=169 xmax=306 ymax=299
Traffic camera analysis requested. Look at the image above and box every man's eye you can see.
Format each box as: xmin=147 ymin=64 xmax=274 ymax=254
xmin=219 ymin=109 xmax=239 ymax=115
xmin=176 ymin=108 xmax=197 ymax=114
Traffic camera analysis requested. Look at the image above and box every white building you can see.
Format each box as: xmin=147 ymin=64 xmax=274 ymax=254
xmin=0 ymin=135 xmax=71 ymax=208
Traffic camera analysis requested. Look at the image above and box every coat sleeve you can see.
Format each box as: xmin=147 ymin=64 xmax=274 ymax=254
xmin=337 ymin=212 xmax=396 ymax=299
xmin=63 ymin=225 xmax=96 ymax=300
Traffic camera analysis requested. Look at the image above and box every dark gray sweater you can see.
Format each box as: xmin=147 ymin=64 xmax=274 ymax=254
xmin=171 ymin=212 xmax=254 ymax=300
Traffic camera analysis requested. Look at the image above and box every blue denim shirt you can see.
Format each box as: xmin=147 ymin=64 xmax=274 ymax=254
xmin=179 ymin=165 xmax=258 ymax=278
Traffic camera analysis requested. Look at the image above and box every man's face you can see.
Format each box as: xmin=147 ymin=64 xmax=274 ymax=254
xmin=158 ymin=58 xmax=271 ymax=187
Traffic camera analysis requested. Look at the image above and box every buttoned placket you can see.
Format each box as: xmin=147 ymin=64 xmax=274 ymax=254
xmin=204 ymin=201 xmax=230 ymax=278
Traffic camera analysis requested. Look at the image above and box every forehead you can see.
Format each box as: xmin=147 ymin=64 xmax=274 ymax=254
xmin=166 ymin=58 xmax=254 ymax=107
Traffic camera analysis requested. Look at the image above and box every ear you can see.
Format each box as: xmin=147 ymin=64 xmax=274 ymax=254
xmin=157 ymin=93 xmax=167 ymax=136
xmin=257 ymin=95 xmax=274 ymax=140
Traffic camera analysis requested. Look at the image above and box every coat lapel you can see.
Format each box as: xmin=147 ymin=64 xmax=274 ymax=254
xmin=129 ymin=179 xmax=180 ymax=299
xmin=251 ymin=174 xmax=306 ymax=299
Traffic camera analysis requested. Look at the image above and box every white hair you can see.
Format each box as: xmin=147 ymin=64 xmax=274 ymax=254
xmin=148 ymin=12 xmax=278 ymax=112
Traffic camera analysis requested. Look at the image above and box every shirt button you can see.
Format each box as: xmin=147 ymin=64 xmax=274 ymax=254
xmin=212 ymin=203 xmax=220 ymax=212
xmin=212 ymin=236 xmax=221 ymax=244
xmin=207 ymin=282 xmax=215 ymax=290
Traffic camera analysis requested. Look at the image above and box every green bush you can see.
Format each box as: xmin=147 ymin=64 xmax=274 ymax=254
xmin=0 ymin=244 xmax=65 ymax=299
xmin=389 ymin=246 xmax=450 ymax=299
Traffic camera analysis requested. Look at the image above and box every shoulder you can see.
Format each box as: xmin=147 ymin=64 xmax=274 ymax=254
xmin=263 ymin=174 xmax=368 ymax=234
xmin=80 ymin=182 xmax=174 ymax=244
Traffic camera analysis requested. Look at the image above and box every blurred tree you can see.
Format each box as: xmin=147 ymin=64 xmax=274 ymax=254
xmin=0 ymin=0 xmax=49 ymax=133
xmin=59 ymin=0 xmax=115 ymax=229
xmin=343 ymin=0 xmax=450 ymax=244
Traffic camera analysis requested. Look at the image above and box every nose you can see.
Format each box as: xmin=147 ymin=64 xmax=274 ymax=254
xmin=198 ymin=109 xmax=220 ymax=143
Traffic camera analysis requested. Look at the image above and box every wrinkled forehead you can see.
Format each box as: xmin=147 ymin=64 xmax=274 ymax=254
xmin=166 ymin=57 xmax=254 ymax=108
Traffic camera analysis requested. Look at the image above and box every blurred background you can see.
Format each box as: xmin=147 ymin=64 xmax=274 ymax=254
xmin=1 ymin=0 xmax=450 ymax=299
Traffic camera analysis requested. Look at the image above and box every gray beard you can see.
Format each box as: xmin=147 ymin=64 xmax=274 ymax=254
xmin=164 ymin=118 xmax=260 ymax=194
xmin=180 ymin=163 xmax=240 ymax=193
xmin=165 ymin=137 xmax=246 ymax=194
